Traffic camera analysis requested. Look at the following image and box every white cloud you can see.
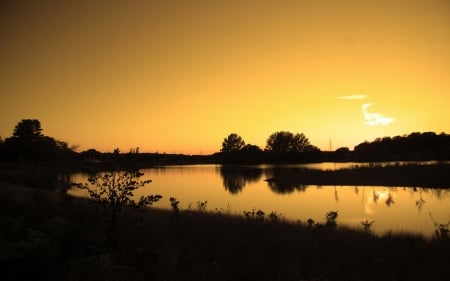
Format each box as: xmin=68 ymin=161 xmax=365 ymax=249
xmin=336 ymin=94 xmax=368 ymax=100
xmin=362 ymin=103 xmax=395 ymax=126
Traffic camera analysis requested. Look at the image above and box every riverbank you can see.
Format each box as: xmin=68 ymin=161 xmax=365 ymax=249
xmin=266 ymin=162 xmax=450 ymax=188
xmin=1 ymin=161 xmax=450 ymax=190
xmin=1 ymin=182 xmax=449 ymax=281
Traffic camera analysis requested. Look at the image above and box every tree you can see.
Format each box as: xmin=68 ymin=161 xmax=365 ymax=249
xmin=241 ymin=144 xmax=262 ymax=153
xmin=3 ymin=119 xmax=73 ymax=160
xmin=265 ymin=131 xmax=311 ymax=153
xmin=221 ymin=133 xmax=245 ymax=152
xmin=0 ymin=136 xmax=4 ymax=159
xmin=13 ymin=119 xmax=43 ymax=139
xmin=73 ymin=170 xmax=162 ymax=232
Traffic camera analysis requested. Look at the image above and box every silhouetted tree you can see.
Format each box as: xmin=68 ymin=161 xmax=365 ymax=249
xmin=221 ymin=133 xmax=245 ymax=152
xmin=73 ymin=170 xmax=162 ymax=239
xmin=80 ymin=148 xmax=103 ymax=160
xmin=241 ymin=144 xmax=261 ymax=153
xmin=3 ymin=119 xmax=72 ymax=160
xmin=13 ymin=119 xmax=43 ymax=139
xmin=354 ymin=132 xmax=450 ymax=161
xmin=333 ymin=147 xmax=351 ymax=161
xmin=265 ymin=131 xmax=310 ymax=153
xmin=218 ymin=142 xmax=265 ymax=163
xmin=0 ymin=136 xmax=4 ymax=159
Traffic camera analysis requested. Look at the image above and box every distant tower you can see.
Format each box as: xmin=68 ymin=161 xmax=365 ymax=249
xmin=329 ymin=138 xmax=332 ymax=151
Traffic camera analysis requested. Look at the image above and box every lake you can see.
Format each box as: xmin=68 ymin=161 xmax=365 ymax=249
xmin=68 ymin=163 xmax=450 ymax=238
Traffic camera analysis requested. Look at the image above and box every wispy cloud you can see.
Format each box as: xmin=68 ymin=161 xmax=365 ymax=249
xmin=337 ymin=94 xmax=395 ymax=126
xmin=336 ymin=94 xmax=368 ymax=100
xmin=362 ymin=103 xmax=395 ymax=126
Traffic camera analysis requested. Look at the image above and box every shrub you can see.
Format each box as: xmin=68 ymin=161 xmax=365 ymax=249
xmin=73 ymin=170 xmax=162 ymax=232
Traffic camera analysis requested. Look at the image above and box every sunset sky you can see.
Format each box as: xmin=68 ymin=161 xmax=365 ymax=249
xmin=1 ymin=0 xmax=449 ymax=154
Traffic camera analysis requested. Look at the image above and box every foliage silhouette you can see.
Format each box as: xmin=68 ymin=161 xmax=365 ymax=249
xmin=266 ymin=131 xmax=311 ymax=153
xmin=219 ymin=165 xmax=263 ymax=194
xmin=73 ymin=170 xmax=162 ymax=232
xmin=361 ymin=220 xmax=375 ymax=233
xmin=243 ymin=208 xmax=266 ymax=221
xmin=265 ymin=167 xmax=309 ymax=194
xmin=324 ymin=211 xmax=338 ymax=228
xmin=221 ymin=133 xmax=245 ymax=152
xmin=169 ymin=197 xmax=180 ymax=215
xmin=2 ymin=119 xmax=73 ymax=161
xmin=13 ymin=119 xmax=43 ymax=139
xmin=354 ymin=131 xmax=450 ymax=161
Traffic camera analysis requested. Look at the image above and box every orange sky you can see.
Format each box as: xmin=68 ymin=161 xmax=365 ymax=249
xmin=1 ymin=0 xmax=449 ymax=154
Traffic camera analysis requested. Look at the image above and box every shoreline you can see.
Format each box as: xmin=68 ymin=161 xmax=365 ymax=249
xmin=1 ymin=161 xmax=450 ymax=190
xmin=265 ymin=163 xmax=450 ymax=188
xmin=1 ymin=181 xmax=449 ymax=280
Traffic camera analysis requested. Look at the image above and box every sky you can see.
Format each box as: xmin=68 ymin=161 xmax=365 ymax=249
xmin=1 ymin=0 xmax=449 ymax=154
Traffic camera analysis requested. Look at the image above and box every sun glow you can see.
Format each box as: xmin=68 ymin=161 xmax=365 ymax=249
xmin=0 ymin=0 xmax=449 ymax=153
xmin=364 ymin=189 xmax=391 ymax=215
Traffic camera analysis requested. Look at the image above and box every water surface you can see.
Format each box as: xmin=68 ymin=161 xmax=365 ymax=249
xmin=69 ymin=164 xmax=450 ymax=237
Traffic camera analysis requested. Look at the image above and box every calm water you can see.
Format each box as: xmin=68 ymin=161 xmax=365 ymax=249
xmin=69 ymin=163 xmax=450 ymax=238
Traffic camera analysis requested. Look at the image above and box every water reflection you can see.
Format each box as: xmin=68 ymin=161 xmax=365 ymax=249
xmin=266 ymin=180 xmax=309 ymax=194
xmin=385 ymin=190 xmax=395 ymax=207
xmin=415 ymin=190 xmax=426 ymax=213
xmin=372 ymin=190 xmax=380 ymax=204
xmin=218 ymin=165 xmax=263 ymax=194
xmin=369 ymin=188 xmax=396 ymax=207
xmin=69 ymin=164 xmax=450 ymax=237
xmin=264 ymin=167 xmax=309 ymax=194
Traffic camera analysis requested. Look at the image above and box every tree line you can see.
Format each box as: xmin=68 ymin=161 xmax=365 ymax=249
xmin=0 ymin=119 xmax=74 ymax=161
xmin=353 ymin=132 xmax=450 ymax=161
xmin=217 ymin=132 xmax=322 ymax=163
xmin=1 ymin=119 xmax=450 ymax=163
xmin=218 ymin=131 xmax=450 ymax=163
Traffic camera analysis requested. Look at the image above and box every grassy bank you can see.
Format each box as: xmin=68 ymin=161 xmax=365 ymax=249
xmin=1 ymin=183 xmax=449 ymax=281
xmin=266 ymin=163 xmax=450 ymax=188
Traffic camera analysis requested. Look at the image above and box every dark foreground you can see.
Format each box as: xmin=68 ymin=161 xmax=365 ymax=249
xmin=1 ymin=183 xmax=449 ymax=281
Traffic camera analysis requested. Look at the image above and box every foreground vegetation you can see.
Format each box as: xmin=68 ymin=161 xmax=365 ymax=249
xmin=1 ymin=182 xmax=449 ymax=281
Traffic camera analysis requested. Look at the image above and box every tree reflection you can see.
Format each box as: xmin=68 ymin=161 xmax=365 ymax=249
xmin=266 ymin=180 xmax=308 ymax=194
xmin=218 ymin=166 xmax=263 ymax=194
xmin=431 ymin=188 xmax=448 ymax=200
xmin=385 ymin=189 xmax=395 ymax=207
xmin=415 ymin=190 xmax=426 ymax=213
xmin=264 ymin=167 xmax=309 ymax=194
xmin=372 ymin=190 xmax=380 ymax=204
